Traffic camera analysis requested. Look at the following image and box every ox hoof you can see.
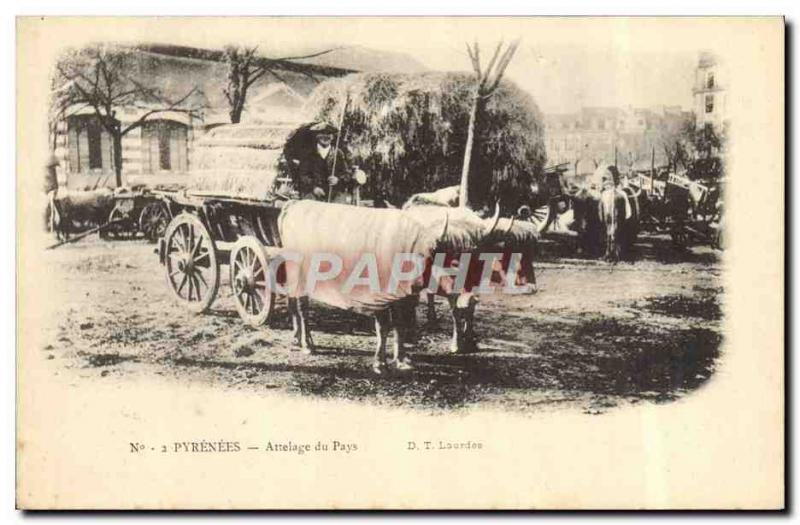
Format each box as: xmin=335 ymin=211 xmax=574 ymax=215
xmin=389 ymin=357 xmax=414 ymax=371
xmin=450 ymin=342 xmax=477 ymax=354
xmin=395 ymin=360 xmax=414 ymax=371
xmin=372 ymin=362 xmax=389 ymax=375
xmin=292 ymin=340 xmax=316 ymax=355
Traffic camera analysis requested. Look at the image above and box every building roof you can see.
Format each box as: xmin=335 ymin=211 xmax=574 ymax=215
xmin=582 ymin=106 xmax=625 ymax=118
xmin=698 ymin=51 xmax=718 ymax=68
xmin=134 ymin=43 xmax=356 ymax=78
xmin=57 ymin=44 xmax=355 ymax=121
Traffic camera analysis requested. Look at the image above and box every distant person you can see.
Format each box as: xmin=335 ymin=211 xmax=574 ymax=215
xmin=44 ymin=153 xmax=59 ymax=231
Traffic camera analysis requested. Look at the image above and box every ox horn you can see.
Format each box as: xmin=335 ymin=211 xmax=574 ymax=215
xmin=484 ymin=202 xmax=502 ymax=238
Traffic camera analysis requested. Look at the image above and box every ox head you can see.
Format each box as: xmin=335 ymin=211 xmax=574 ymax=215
xmin=427 ymin=203 xmax=538 ymax=296
xmin=432 ymin=203 xmax=508 ymax=251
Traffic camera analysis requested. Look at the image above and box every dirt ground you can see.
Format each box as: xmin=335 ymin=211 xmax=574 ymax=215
xmin=37 ymin=233 xmax=723 ymax=415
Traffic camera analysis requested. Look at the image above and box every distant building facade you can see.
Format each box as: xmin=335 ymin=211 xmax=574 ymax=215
xmin=51 ymin=45 xmax=351 ymax=189
xmin=544 ymin=105 xmax=692 ymax=175
xmin=692 ymin=51 xmax=727 ymax=131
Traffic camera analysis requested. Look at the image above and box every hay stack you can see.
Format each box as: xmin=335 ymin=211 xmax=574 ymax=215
xmin=304 ymin=72 xmax=546 ymax=211
xmin=189 ymin=123 xmax=294 ymax=199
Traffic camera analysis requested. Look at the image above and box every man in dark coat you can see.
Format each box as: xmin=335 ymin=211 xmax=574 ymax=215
xmin=293 ymin=123 xmax=355 ymax=202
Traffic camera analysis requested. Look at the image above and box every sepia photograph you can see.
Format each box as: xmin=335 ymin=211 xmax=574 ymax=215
xmin=15 ymin=16 xmax=784 ymax=510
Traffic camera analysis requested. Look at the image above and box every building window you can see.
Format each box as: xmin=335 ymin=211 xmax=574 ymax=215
xmin=705 ymin=94 xmax=715 ymax=114
xmin=706 ymin=72 xmax=715 ymax=89
xmin=66 ymin=115 xmax=114 ymax=174
xmin=87 ymin=125 xmax=103 ymax=169
xmin=142 ymin=120 xmax=188 ymax=174
xmin=158 ymin=129 xmax=171 ymax=170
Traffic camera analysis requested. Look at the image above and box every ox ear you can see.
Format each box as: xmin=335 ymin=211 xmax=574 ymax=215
xmin=483 ymin=202 xmax=501 ymax=238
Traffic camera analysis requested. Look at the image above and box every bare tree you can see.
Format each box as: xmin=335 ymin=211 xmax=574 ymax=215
xmin=223 ymin=45 xmax=339 ymax=124
xmin=655 ymin=113 xmax=693 ymax=172
xmin=459 ymin=40 xmax=520 ymax=209
xmin=53 ymin=45 xmax=201 ymax=187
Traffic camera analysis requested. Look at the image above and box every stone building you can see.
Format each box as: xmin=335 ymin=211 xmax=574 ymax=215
xmin=692 ymin=51 xmax=727 ymax=132
xmin=544 ymin=105 xmax=691 ymax=175
xmin=51 ymin=44 xmax=351 ymax=189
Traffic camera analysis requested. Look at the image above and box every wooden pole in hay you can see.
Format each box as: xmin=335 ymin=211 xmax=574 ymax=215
xmin=328 ymin=93 xmax=350 ymax=203
xmin=459 ymin=39 xmax=520 ymax=209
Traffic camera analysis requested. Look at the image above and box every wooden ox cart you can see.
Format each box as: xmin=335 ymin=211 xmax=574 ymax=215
xmin=628 ymin=170 xmax=723 ymax=249
xmin=101 ymin=186 xmax=173 ymax=242
xmin=154 ymin=189 xmax=286 ymax=326
xmin=47 ymin=185 xmax=172 ymax=247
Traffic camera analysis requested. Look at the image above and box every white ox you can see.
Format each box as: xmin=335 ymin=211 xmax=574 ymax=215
xmin=276 ymin=200 xmax=502 ymax=373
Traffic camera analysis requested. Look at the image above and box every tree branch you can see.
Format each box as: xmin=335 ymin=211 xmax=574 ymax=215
xmin=121 ymin=86 xmax=201 ymax=135
xmin=466 ymin=42 xmax=481 ymax=79
xmin=486 ymin=39 xmax=520 ymax=93
xmin=481 ymin=41 xmax=503 ymax=90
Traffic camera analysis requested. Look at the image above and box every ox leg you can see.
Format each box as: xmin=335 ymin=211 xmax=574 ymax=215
xmin=462 ymin=295 xmax=478 ymax=353
xmin=609 ymin=232 xmax=621 ymax=262
xmin=447 ymin=295 xmax=468 ymax=354
xmin=390 ymin=298 xmax=415 ymax=370
xmin=289 ymin=297 xmax=315 ymax=354
xmin=526 ymin=256 xmax=538 ymax=294
xmin=289 ymin=297 xmax=300 ymax=344
xmin=373 ymin=310 xmax=391 ymax=374
xmin=408 ymin=294 xmax=419 ymax=345
xmin=606 ymin=235 xmax=615 ymax=262
xmin=425 ymin=292 xmax=437 ymax=323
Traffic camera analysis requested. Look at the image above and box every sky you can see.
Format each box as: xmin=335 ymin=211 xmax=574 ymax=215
xmin=79 ymin=18 xmax=704 ymax=115
xmin=376 ymin=42 xmax=698 ymax=114
xmin=240 ymin=18 xmax=703 ymax=115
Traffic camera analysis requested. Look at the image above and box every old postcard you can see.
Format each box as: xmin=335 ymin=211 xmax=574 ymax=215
xmin=16 ymin=16 xmax=784 ymax=509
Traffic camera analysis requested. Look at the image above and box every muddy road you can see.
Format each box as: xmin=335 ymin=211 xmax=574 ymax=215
xmin=38 ymin=234 xmax=723 ymax=415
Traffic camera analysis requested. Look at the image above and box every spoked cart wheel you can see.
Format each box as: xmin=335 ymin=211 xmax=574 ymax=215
xmin=163 ymin=213 xmax=220 ymax=313
xmin=229 ymin=236 xmax=275 ymax=327
xmin=139 ymin=201 xmax=170 ymax=242
xmin=530 ymin=203 xmax=553 ymax=233
xmin=103 ymin=207 xmax=128 ymax=240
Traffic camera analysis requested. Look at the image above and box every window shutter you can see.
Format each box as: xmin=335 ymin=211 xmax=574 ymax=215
xmin=150 ymin=127 xmax=160 ymax=173
xmin=141 ymin=126 xmax=151 ymax=174
xmin=78 ymin=128 xmax=90 ymax=173
xmin=169 ymin=127 xmax=180 ymax=172
xmin=67 ymin=124 xmax=79 ymax=173
xmin=100 ymin=128 xmax=112 ymax=173
xmin=178 ymin=126 xmax=188 ymax=172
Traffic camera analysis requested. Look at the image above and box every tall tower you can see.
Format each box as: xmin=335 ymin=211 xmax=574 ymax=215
xmin=693 ymin=51 xmax=726 ymax=131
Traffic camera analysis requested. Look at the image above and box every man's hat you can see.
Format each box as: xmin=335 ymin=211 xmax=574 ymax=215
xmin=309 ymin=122 xmax=338 ymax=135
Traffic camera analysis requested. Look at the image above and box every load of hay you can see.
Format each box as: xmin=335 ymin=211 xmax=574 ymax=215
xmin=304 ymin=72 xmax=547 ymax=211
xmin=188 ymin=123 xmax=295 ymax=199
